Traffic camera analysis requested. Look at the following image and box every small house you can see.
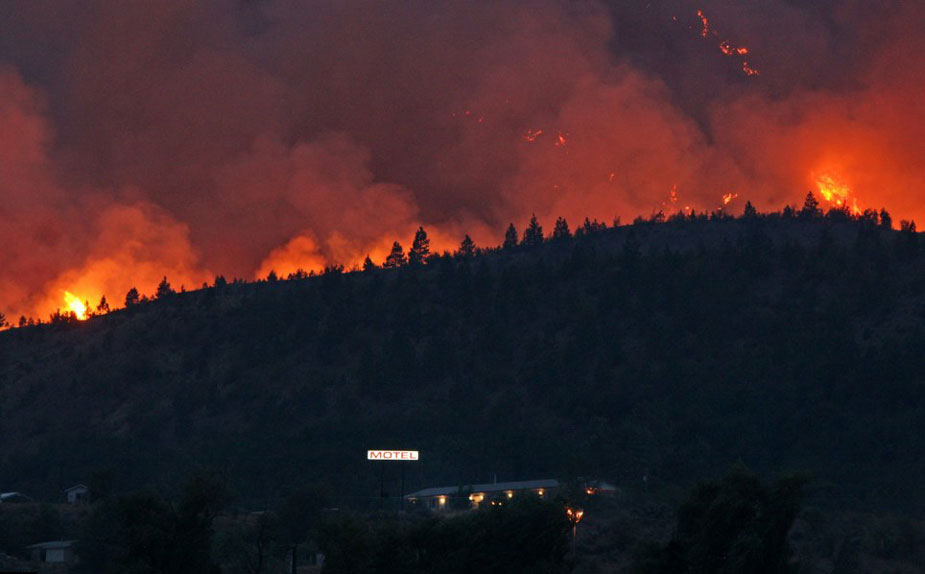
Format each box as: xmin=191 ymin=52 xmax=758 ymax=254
xmin=27 ymin=540 xmax=77 ymax=565
xmin=65 ymin=484 xmax=89 ymax=504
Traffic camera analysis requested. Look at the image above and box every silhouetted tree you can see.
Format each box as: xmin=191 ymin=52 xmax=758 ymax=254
xmin=156 ymin=276 xmax=175 ymax=299
xmin=552 ymin=216 xmax=571 ymax=240
xmin=522 ymin=214 xmax=544 ymax=247
xmin=630 ymin=466 xmax=808 ymax=574
xmin=383 ymin=242 xmax=407 ymax=268
xmin=124 ymin=287 xmax=140 ymax=307
xmin=363 ymin=254 xmax=377 ymax=271
xmin=266 ymin=270 xmax=279 ymax=282
xmin=213 ymin=275 xmax=227 ymax=288
xmin=409 ymin=226 xmax=431 ymax=265
xmin=458 ymin=234 xmax=476 ymax=258
xmin=781 ymin=204 xmax=795 ymax=219
xmin=743 ymin=201 xmax=758 ymax=219
xmin=96 ymin=296 xmax=110 ymax=315
xmin=879 ymin=208 xmax=893 ymax=229
xmin=799 ymin=191 xmax=822 ymax=219
xmin=503 ymin=223 xmax=518 ymax=249
xmin=577 ymin=217 xmax=606 ymax=237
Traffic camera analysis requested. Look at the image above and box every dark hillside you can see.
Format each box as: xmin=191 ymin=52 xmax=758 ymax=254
xmin=1 ymin=217 xmax=923 ymax=517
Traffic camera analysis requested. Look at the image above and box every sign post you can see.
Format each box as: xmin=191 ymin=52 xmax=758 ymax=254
xmin=367 ymin=450 xmax=419 ymax=512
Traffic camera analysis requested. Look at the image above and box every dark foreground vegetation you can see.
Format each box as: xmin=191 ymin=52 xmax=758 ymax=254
xmin=1 ymin=198 xmax=923 ymax=571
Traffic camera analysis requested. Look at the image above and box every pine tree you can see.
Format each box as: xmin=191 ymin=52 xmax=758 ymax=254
xmin=799 ymin=191 xmax=821 ymax=219
xmin=96 ymin=296 xmax=110 ymax=315
xmin=383 ymin=242 xmax=407 ymax=268
xmin=363 ymin=255 xmax=377 ymax=271
xmin=458 ymin=234 xmax=476 ymax=258
xmin=522 ymin=214 xmax=544 ymax=247
xmin=125 ymin=287 xmax=140 ymax=307
xmin=503 ymin=224 xmax=519 ymax=249
xmin=552 ymin=217 xmax=571 ymax=240
xmin=409 ymin=226 xmax=431 ymax=265
xmin=0 ymin=311 xmax=5 ymax=328
xmin=743 ymin=201 xmax=758 ymax=219
xmin=156 ymin=276 xmax=175 ymax=299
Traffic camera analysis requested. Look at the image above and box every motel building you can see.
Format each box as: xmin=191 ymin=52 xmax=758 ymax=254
xmin=405 ymin=479 xmax=560 ymax=511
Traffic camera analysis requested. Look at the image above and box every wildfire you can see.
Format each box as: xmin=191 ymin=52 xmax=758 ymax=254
xmin=697 ymin=9 xmax=709 ymax=37
xmin=816 ymin=173 xmax=861 ymax=214
xmin=694 ymin=9 xmax=759 ymax=77
xmin=523 ymin=129 xmax=544 ymax=142
xmin=719 ymin=41 xmax=748 ymax=56
xmin=555 ymin=132 xmax=567 ymax=146
xmin=722 ymin=192 xmax=738 ymax=206
xmin=63 ymin=291 xmax=88 ymax=320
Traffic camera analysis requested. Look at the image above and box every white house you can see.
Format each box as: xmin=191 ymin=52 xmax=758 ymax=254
xmin=65 ymin=484 xmax=89 ymax=504
xmin=28 ymin=540 xmax=77 ymax=565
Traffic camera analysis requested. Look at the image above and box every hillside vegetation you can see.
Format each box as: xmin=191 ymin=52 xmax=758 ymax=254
xmin=1 ymin=208 xmax=923 ymax=521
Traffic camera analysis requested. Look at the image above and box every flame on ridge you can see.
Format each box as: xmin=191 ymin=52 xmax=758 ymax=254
xmin=63 ymin=291 xmax=88 ymax=320
xmin=816 ymin=173 xmax=861 ymax=215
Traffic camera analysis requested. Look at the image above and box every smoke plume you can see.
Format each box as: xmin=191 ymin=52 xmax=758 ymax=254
xmin=0 ymin=1 xmax=922 ymax=319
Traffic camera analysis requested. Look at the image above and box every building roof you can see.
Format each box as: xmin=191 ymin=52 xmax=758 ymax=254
xmin=65 ymin=484 xmax=88 ymax=493
xmin=406 ymin=479 xmax=559 ymax=499
xmin=26 ymin=541 xmax=76 ymax=550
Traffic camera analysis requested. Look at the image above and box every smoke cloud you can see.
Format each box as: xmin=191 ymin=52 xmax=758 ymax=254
xmin=0 ymin=1 xmax=922 ymax=319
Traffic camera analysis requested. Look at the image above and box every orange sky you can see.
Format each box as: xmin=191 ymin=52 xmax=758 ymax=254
xmin=0 ymin=1 xmax=922 ymax=321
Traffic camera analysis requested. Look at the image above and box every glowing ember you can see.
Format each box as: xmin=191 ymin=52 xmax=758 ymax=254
xmin=556 ymin=132 xmax=567 ymax=146
xmin=697 ymin=10 xmax=710 ymax=37
xmin=742 ymin=61 xmax=760 ymax=76
xmin=722 ymin=192 xmax=739 ymax=206
xmin=695 ymin=9 xmax=758 ymax=77
xmin=523 ymin=129 xmax=544 ymax=142
xmin=719 ymin=41 xmax=748 ymax=56
xmin=63 ymin=291 xmax=88 ymax=320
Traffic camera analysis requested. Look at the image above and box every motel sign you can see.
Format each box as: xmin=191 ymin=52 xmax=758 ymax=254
xmin=368 ymin=450 xmax=419 ymax=461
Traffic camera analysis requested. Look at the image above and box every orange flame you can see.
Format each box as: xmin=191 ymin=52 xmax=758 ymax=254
xmin=555 ymin=132 xmax=567 ymax=146
xmin=742 ymin=61 xmax=760 ymax=76
xmin=722 ymin=192 xmax=738 ymax=206
xmin=63 ymin=291 xmax=88 ymax=320
xmin=697 ymin=10 xmax=710 ymax=38
xmin=719 ymin=41 xmax=749 ymax=56
xmin=816 ymin=173 xmax=861 ymax=215
xmin=523 ymin=129 xmax=543 ymax=142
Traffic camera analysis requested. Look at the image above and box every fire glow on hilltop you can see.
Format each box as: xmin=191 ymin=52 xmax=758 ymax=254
xmin=0 ymin=2 xmax=921 ymax=323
